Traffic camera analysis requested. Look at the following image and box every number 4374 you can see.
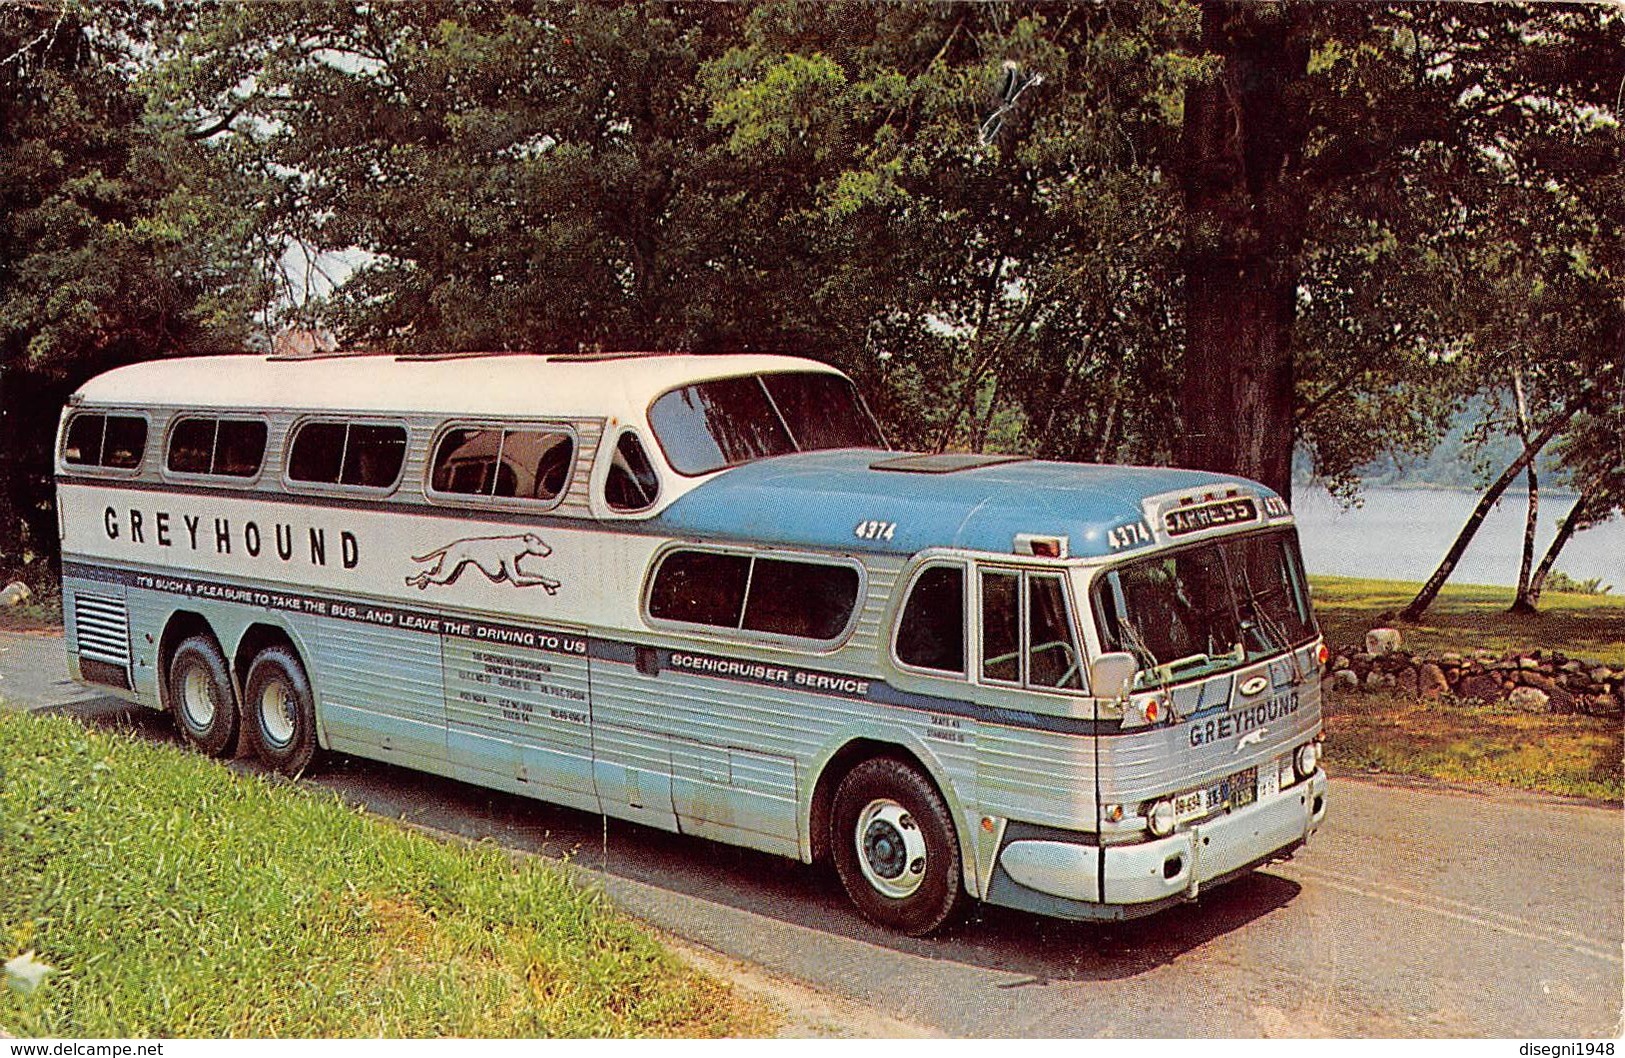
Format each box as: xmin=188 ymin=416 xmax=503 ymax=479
xmin=853 ymin=520 xmax=896 ymax=541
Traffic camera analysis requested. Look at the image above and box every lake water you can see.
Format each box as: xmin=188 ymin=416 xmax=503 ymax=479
xmin=1290 ymin=486 xmax=1625 ymax=589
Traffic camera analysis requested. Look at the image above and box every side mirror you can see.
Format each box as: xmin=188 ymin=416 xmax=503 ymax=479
xmin=1089 ymin=652 xmax=1138 ymax=700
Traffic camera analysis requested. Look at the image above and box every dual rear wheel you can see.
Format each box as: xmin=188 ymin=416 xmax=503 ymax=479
xmin=165 ymin=635 xmax=316 ymax=776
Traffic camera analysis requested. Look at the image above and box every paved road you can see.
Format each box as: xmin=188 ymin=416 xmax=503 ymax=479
xmin=3 ymin=629 xmax=1620 ymax=1037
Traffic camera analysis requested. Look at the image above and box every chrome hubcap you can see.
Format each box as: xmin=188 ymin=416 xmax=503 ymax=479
xmin=180 ymin=665 xmax=216 ymax=729
xmin=855 ymin=798 xmax=928 ymax=899
xmin=259 ymin=679 xmax=295 ymax=747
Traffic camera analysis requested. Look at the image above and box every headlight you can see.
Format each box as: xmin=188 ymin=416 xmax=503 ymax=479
xmin=1147 ymin=799 xmax=1176 ymax=837
xmin=1294 ymin=741 xmax=1320 ymax=780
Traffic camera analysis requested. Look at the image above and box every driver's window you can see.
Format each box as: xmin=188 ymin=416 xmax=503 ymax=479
xmin=979 ymin=568 xmax=1083 ymax=692
xmin=1028 ymin=574 xmax=1083 ymax=690
xmin=980 ymin=571 xmax=1021 ymax=684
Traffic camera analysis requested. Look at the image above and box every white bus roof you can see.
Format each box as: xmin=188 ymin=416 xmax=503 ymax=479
xmin=72 ymin=352 xmax=845 ymax=420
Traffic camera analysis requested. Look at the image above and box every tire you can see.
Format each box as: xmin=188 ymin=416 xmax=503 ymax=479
xmin=242 ymin=644 xmax=318 ymax=776
xmin=166 ymin=635 xmax=240 ymax=758
xmin=830 ymin=756 xmax=968 ymax=936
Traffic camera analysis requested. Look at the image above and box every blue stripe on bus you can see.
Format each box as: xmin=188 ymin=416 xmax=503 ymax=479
xmin=61 ymin=558 xmax=1120 ymax=738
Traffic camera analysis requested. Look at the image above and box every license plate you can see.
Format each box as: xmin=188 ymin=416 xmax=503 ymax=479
xmin=1173 ymin=790 xmax=1206 ymax=821
xmin=1258 ymin=765 xmax=1280 ymax=801
xmin=1204 ymin=766 xmax=1258 ymax=813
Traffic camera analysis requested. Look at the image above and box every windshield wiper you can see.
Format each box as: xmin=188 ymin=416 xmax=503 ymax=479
xmin=1235 ymin=563 xmax=1305 ymax=686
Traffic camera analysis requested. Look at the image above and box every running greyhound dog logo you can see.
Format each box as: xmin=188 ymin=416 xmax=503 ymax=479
xmin=405 ymin=533 xmax=561 ymax=594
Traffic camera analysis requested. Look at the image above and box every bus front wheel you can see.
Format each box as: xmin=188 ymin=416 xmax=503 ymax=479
xmin=167 ymin=635 xmax=239 ymax=758
xmin=830 ymin=757 xmax=967 ymax=936
xmin=243 ymin=645 xmax=317 ymax=777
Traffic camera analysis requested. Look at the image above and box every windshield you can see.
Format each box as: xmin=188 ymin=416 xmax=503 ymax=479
xmin=1091 ymin=529 xmax=1317 ymax=684
xmin=649 ymin=371 xmax=886 ymax=476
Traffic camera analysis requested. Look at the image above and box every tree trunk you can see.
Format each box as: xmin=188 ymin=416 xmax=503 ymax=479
xmin=1509 ymin=364 xmax=1541 ymax=613
xmin=1175 ymin=2 xmax=1312 ymax=503
xmin=1526 ymin=488 xmax=1596 ymax=609
xmin=1400 ymin=405 xmax=1582 ymax=622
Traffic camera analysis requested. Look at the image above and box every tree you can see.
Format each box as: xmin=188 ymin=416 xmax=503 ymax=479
xmin=0 ymin=2 xmax=263 ymax=577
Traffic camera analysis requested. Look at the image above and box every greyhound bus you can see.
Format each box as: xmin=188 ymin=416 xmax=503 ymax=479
xmin=55 ymin=351 xmax=1326 ymax=935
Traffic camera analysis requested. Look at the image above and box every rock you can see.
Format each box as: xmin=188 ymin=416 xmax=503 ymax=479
xmin=1365 ymin=628 xmax=1403 ymax=655
xmin=1418 ymin=663 xmax=1450 ymax=701
xmin=1507 ymin=686 xmax=1550 ymax=712
xmin=1518 ymin=656 xmax=1539 ymax=670
xmin=1590 ymin=693 xmax=1622 ymax=718
xmin=1332 ymin=655 xmax=1351 ymax=672
xmin=1459 ymin=673 xmax=1505 ymax=702
xmin=1395 ymin=667 xmax=1420 ymax=698
xmin=1591 ymin=667 xmax=1615 ymax=683
xmin=1560 ymin=660 xmax=1587 ymax=675
xmin=1331 ymin=669 xmax=1361 ymax=692
xmin=1519 ymin=672 xmax=1559 ymax=693
xmin=0 ymin=582 xmax=30 ymax=607
xmin=1440 ymin=652 xmax=1464 ymax=665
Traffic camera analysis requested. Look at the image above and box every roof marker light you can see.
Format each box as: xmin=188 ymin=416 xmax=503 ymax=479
xmin=1014 ymin=533 xmax=1068 ymax=559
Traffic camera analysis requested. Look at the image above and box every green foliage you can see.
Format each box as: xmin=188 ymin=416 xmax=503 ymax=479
xmin=0 ymin=713 xmax=757 ymax=1037
xmin=1544 ymin=571 xmax=1613 ymax=597
xmin=0 ymin=2 xmax=270 ymax=573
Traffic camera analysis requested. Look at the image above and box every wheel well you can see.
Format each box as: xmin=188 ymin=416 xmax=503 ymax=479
xmin=233 ymin=623 xmax=299 ymax=696
xmin=809 ymin=738 xmax=938 ymax=864
xmin=157 ymin=611 xmax=217 ymax=709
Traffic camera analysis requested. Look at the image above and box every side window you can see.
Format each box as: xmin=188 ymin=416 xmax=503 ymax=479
xmin=605 ymin=432 xmax=660 ymax=512
xmin=980 ymin=571 xmax=1021 ymax=684
xmin=215 ymin=420 xmax=268 ymax=477
xmin=167 ymin=417 xmax=267 ymax=478
xmin=167 ymin=418 xmax=215 ymax=473
xmin=979 ymin=568 xmax=1083 ymax=692
xmin=63 ymin=413 xmax=146 ymax=470
xmin=649 ymin=550 xmax=750 ymax=628
xmin=430 ymin=426 xmax=574 ymax=504
xmin=895 ymin=565 xmax=965 ymax=675
xmin=648 ymin=548 xmax=861 ymax=644
xmin=288 ymin=421 xmax=406 ymax=489
xmin=741 ymin=558 xmax=859 ymax=640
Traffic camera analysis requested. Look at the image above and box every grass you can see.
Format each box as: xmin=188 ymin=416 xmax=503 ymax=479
xmin=0 ymin=713 xmax=768 ymax=1038
xmin=1323 ymin=691 xmax=1623 ymax=802
xmin=1308 ymin=575 xmax=1624 ymax=802
xmin=1309 ymin=574 xmax=1625 ymax=667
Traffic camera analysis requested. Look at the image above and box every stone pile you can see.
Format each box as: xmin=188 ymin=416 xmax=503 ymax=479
xmin=1322 ymin=627 xmax=1623 ymax=718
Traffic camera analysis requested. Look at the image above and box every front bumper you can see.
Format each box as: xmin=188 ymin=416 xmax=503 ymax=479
xmin=989 ymin=770 xmax=1328 ymax=920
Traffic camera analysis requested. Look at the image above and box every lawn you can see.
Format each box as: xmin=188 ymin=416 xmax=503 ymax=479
xmin=0 ymin=713 xmax=766 ymax=1038
xmin=1308 ymin=575 xmax=1625 ymax=667
xmin=1308 ymin=575 xmax=1624 ymax=802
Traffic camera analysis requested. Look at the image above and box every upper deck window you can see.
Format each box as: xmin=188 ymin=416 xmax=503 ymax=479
xmin=166 ymin=417 xmax=267 ymax=478
xmin=429 ymin=426 xmax=574 ymax=504
xmin=287 ymin=420 xmax=407 ymax=490
xmin=63 ymin=412 xmax=146 ymax=470
xmin=648 ymin=548 xmax=861 ymax=644
xmin=605 ymin=432 xmax=660 ymax=512
xmin=649 ymin=371 xmax=884 ymax=476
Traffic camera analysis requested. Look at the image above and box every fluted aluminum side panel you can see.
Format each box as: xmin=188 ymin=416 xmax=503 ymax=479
xmin=977 ymin=726 xmax=1097 ymax=828
xmin=73 ymin=594 xmax=130 ymax=665
xmin=315 ymin=619 xmax=446 ymax=757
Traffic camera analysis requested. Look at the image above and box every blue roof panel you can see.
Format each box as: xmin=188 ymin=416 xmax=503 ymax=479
xmin=649 ymin=450 xmax=1283 ymax=559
